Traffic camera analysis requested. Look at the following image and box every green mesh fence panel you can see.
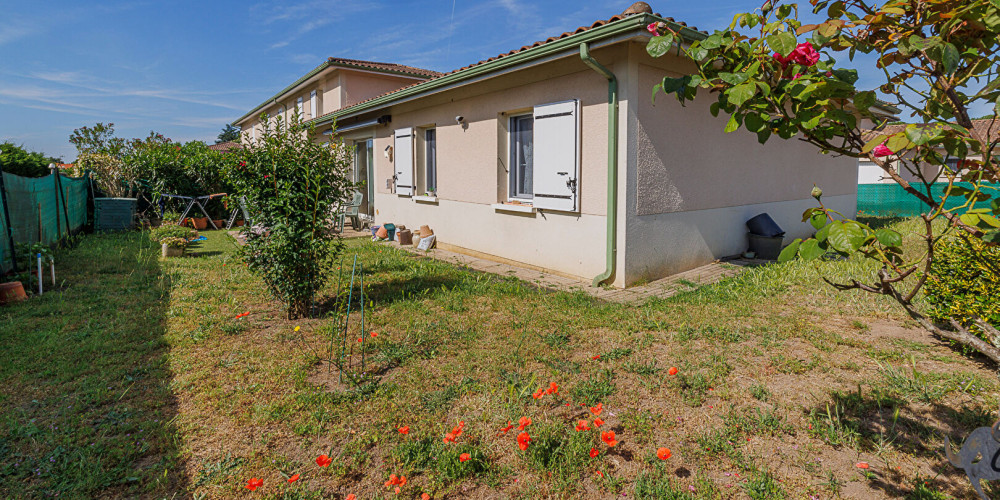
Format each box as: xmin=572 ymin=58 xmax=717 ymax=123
xmin=0 ymin=172 xmax=89 ymax=272
xmin=857 ymin=182 xmax=999 ymax=217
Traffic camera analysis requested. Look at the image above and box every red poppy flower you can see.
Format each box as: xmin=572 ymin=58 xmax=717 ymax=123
xmin=589 ymin=447 xmax=600 ymax=458
xmin=287 ymin=473 xmax=300 ymax=483
xmin=399 ymin=476 xmax=407 ymax=486
xmin=596 ymin=470 xmax=604 ymax=478
xmin=668 ymin=366 xmax=678 ymax=376
xmin=500 ymin=422 xmax=514 ymax=434
xmin=316 ymin=454 xmax=332 ymax=467
xmin=590 ymin=403 xmax=603 ymax=416
xmin=394 ymin=487 xmax=401 ymax=494
xmin=601 ymin=431 xmax=618 ymax=447
xmin=546 ymin=382 xmax=558 ymax=394
xmin=657 ymin=447 xmax=672 ymax=460
xmin=591 ymin=355 xmax=601 ymax=360
xmin=370 ymin=331 xmax=378 ymax=338
xmin=357 ymin=337 xmax=363 ymax=342
xmin=593 ymin=417 xmax=605 ymax=427
xmin=532 ymin=388 xmax=545 ymax=399
xmin=459 ymin=453 xmax=471 ymax=462
xmin=856 ymin=462 xmax=870 ymax=469
xmin=422 ymin=494 xmax=430 ymax=500
xmin=443 ymin=432 xmax=456 ymax=443
xmin=245 ymin=477 xmax=263 ymax=491
xmin=575 ymin=420 xmax=591 ymax=431
xmin=517 ymin=416 xmax=532 ymax=431
xmin=398 ymin=426 xmax=410 ymax=435
xmin=346 ymin=495 xmax=356 ymax=500
xmin=517 ymin=431 xmax=532 ymax=451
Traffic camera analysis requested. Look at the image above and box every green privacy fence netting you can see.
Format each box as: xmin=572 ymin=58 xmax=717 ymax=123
xmin=857 ymin=182 xmax=999 ymax=217
xmin=1 ymin=171 xmax=89 ymax=273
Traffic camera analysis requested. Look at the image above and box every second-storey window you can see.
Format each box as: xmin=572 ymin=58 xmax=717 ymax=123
xmin=310 ymin=90 xmax=317 ymax=118
xmin=509 ymin=114 xmax=533 ymax=200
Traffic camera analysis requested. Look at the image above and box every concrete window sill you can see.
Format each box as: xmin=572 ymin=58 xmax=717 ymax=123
xmin=492 ymin=203 xmax=535 ymax=214
xmin=414 ymin=195 xmax=439 ymax=204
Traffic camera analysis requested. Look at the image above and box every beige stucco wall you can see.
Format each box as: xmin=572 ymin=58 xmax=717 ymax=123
xmin=368 ymin=45 xmax=631 ymax=283
xmin=623 ymin=43 xmax=858 ymax=284
xmin=341 ymin=70 xmax=421 ymax=110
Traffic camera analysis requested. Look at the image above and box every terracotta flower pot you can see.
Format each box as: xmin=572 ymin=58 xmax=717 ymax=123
xmin=212 ymin=219 xmax=225 ymax=230
xmin=191 ymin=217 xmax=209 ymax=230
xmin=0 ymin=281 xmax=27 ymax=304
xmin=235 ymin=220 xmax=245 ymax=227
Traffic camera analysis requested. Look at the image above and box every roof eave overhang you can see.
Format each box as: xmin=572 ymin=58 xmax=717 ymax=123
xmin=306 ymin=13 xmax=706 ymax=128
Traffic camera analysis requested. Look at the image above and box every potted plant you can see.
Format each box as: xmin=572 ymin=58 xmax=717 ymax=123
xmin=79 ymin=152 xmax=139 ymax=231
xmin=161 ymin=237 xmax=188 ymax=257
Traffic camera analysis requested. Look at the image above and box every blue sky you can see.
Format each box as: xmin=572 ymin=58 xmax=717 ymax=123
xmin=1 ymin=0 xmax=887 ymax=161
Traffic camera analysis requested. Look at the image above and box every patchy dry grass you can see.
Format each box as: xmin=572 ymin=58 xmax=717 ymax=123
xmin=1 ymin=222 xmax=998 ymax=499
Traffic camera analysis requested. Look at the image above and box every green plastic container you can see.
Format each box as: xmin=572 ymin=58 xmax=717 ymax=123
xmin=94 ymin=198 xmax=137 ymax=231
xmin=384 ymin=223 xmax=397 ymax=241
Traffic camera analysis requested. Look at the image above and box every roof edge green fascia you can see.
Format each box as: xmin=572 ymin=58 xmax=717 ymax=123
xmin=232 ymin=60 xmax=438 ymax=126
xmin=306 ymin=13 xmax=706 ymax=128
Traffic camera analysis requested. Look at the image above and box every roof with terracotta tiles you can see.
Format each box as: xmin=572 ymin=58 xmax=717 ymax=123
xmin=208 ymin=141 xmax=242 ymax=152
xmin=326 ymin=57 xmax=443 ymax=78
xmin=305 ymin=10 xmax=706 ymax=126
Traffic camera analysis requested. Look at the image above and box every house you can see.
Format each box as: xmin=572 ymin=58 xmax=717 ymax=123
xmin=236 ymin=2 xmax=894 ymax=288
xmin=232 ymin=58 xmax=443 ymax=217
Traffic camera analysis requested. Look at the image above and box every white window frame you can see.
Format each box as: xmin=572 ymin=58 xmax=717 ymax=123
xmin=424 ymin=128 xmax=437 ymax=195
xmin=507 ymin=113 xmax=534 ymax=202
xmin=310 ymin=90 xmax=317 ymax=118
xmin=296 ymin=97 xmax=304 ymax=117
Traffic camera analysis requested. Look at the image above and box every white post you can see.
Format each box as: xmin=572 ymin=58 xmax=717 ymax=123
xmin=51 ymin=260 xmax=55 ymax=286
xmin=37 ymin=253 xmax=43 ymax=295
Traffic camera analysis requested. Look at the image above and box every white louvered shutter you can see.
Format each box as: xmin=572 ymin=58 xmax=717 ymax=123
xmin=310 ymin=90 xmax=317 ymax=118
xmin=394 ymin=128 xmax=414 ymax=196
xmin=532 ymin=100 xmax=579 ymax=211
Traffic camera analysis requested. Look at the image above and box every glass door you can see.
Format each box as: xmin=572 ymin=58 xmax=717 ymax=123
xmin=354 ymin=139 xmax=374 ymax=217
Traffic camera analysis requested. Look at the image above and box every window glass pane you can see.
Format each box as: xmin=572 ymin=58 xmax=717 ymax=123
xmin=509 ymin=115 xmax=533 ymax=198
xmin=425 ymin=129 xmax=437 ymax=192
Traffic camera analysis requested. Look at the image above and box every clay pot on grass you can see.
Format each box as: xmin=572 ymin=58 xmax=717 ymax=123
xmin=0 ymin=282 xmax=27 ymax=304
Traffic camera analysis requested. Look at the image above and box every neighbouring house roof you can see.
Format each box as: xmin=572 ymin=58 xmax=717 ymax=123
xmin=208 ymin=141 xmax=243 ymax=152
xmin=862 ymin=118 xmax=1000 ymax=143
xmin=232 ymin=58 xmax=443 ymax=126
xmin=305 ymin=10 xmax=707 ymax=129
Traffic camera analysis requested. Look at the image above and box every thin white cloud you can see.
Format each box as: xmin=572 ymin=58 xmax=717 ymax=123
xmin=0 ymin=21 xmax=38 ymax=45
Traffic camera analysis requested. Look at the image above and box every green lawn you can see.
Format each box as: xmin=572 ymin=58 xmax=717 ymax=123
xmin=1 ymin=227 xmax=996 ymax=499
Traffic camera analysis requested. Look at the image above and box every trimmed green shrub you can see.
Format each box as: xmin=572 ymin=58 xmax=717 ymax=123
xmin=925 ymin=235 xmax=1000 ymax=339
xmin=0 ymin=142 xmax=61 ymax=178
xmin=150 ymin=225 xmax=198 ymax=243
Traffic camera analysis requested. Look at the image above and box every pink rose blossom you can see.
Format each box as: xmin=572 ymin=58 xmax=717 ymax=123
xmin=772 ymin=42 xmax=820 ymax=68
xmin=872 ymin=144 xmax=894 ymax=157
xmin=647 ymin=22 xmax=659 ymax=35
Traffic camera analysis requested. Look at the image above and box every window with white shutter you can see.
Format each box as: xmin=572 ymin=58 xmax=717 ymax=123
xmin=310 ymin=90 xmax=317 ymax=118
xmin=394 ymin=128 xmax=414 ymax=196
xmin=531 ymin=100 xmax=579 ymax=211
xmin=296 ymin=97 xmax=304 ymax=117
